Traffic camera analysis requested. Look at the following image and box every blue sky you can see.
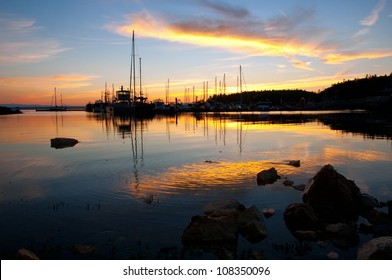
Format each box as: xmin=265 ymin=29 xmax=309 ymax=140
xmin=0 ymin=0 xmax=391 ymax=105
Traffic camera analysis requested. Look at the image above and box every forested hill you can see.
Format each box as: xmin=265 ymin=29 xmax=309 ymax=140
xmin=207 ymin=73 xmax=392 ymax=110
xmin=320 ymin=73 xmax=392 ymax=101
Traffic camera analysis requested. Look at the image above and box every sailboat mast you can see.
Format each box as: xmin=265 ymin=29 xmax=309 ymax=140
xmin=240 ymin=65 xmax=243 ymax=106
xmin=166 ymin=79 xmax=169 ymax=104
xmin=132 ymin=31 xmax=136 ymax=100
xmin=240 ymin=65 xmax=242 ymax=93
xmin=129 ymin=33 xmax=133 ymax=101
xmin=54 ymin=87 xmax=57 ymax=108
xmin=139 ymin=57 xmax=142 ymax=99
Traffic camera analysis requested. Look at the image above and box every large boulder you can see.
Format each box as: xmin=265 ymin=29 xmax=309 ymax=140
xmin=302 ymin=164 xmax=361 ymax=223
xmin=357 ymin=236 xmax=392 ymax=259
xmin=257 ymin=167 xmax=280 ymax=185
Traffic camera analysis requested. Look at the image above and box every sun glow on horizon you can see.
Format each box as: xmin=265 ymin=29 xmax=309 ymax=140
xmin=1 ymin=0 xmax=391 ymax=105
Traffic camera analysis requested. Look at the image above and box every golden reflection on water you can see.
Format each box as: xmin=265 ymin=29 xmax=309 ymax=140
xmin=322 ymin=146 xmax=390 ymax=162
xmin=1 ymin=111 xmax=392 ymax=203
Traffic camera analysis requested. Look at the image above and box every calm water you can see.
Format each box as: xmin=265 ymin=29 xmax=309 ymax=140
xmin=1 ymin=110 xmax=392 ymax=259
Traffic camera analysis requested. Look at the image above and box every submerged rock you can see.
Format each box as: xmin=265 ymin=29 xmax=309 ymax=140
xmin=50 ymin=137 xmax=79 ymax=149
xmin=262 ymin=207 xmax=276 ymax=218
xmin=292 ymin=184 xmax=306 ymax=192
xmin=16 ymin=248 xmax=39 ymax=260
xmin=302 ymin=164 xmax=361 ymax=223
xmin=287 ymin=160 xmax=300 ymax=167
xmin=71 ymin=244 xmax=96 ymax=255
xmin=256 ymin=167 xmax=280 ymax=185
xmin=283 ymin=179 xmax=294 ymax=186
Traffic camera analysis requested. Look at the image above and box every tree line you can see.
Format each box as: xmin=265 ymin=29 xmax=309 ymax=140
xmin=207 ymin=73 xmax=392 ymax=108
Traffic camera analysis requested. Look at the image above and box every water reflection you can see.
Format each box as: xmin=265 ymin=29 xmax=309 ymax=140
xmin=85 ymin=110 xmax=392 ymax=203
xmin=2 ymin=110 xmax=391 ymax=259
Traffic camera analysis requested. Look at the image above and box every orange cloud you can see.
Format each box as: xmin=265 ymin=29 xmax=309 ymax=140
xmin=323 ymin=50 xmax=392 ymax=64
xmin=106 ymin=10 xmax=327 ymax=70
xmin=107 ymin=7 xmax=392 ymax=69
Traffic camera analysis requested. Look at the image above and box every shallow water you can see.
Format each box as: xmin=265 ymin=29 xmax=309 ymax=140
xmin=1 ymin=110 xmax=391 ymax=259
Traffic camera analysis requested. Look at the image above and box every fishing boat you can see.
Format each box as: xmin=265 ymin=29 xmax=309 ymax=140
xmin=36 ymin=87 xmax=67 ymax=111
xmin=112 ymin=30 xmax=155 ymax=115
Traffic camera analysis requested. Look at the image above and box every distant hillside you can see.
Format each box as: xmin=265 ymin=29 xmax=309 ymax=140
xmin=208 ymin=73 xmax=392 ymax=111
xmin=208 ymin=89 xmax=317 ymax=109
xmin=320 ymin=73 xmax=392 ymax=101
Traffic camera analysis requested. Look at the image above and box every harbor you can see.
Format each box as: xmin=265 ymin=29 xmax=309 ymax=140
xmin=1 ymin=109 xmax=392 ymax=259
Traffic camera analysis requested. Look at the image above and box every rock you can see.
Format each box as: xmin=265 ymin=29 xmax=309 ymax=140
xmin=292 ymin=184 xmax=306 ymax=191
xmin=256 ymin=167 xmax=280 ymax=185
xmin=327 ymin=251 xmax=339 ymax=259
xmin=317 ymin=241 xmax=329 ymax=247
xmin=238 ymin=205 xmax=267 ymax=243
xmin=183 ymin=201 xmax=268 ymax=252
xmin=50 ymin=137 xmax=79 ymax=149
xmin=357 ymin=236 xmax=392 ymax=260
xmin=262 ymin=207 xmax=276 ymax=218
xmin=71 ymin=244 xmax=96 ymax=254
xmin=361 ymin=209 xmax=390 ymax=225
xmin=388 ymin=201 xmax=392 ymax=217
xmin=203 ymin=199 xmax=245 ymax=217
xmin=16 ymin=248 xmax=39 ymax=260
xmin=284 ymin=203 xmax=319 ymax=233
xmin=302 ymin=164 xmax=361 ymax=223
xmin=359 ymin=193 xmax=379 ymax=213
xmin=287 ymin=160 xmax=300 ymax=167
xmin=283 ymin=179 xmax=294 ymax=186
xmin=293 ymin=230 xmax=318 ymax=240
xmin=143 ymin=194 xmax=154 ymax=204
xmin=182 ymin=215 xmax=238 ymax=244
xmin=324 ymin=223 xmax=359 ymax=248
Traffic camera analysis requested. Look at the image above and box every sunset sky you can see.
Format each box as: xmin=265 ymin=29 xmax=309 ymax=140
xmin=1 ymin=0 xmax=391 ymax=105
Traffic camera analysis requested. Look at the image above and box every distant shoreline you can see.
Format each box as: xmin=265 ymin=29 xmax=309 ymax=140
xmin=0 ymin=106 xmax=22 ymax=115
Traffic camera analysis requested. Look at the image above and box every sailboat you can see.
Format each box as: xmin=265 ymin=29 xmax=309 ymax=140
xmin=36 ymin=87 xmax=67 ymax=111
xmin=112 ymin=30 xmax=155 ymax=115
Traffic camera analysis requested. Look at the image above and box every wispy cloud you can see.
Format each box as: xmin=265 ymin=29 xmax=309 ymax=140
xmin=200 ymin=0 xmax=249 ymax=18
xmin=0 ymin=15 xmax=69 ymax=66
xmin=323 ymin=49 xmax=392 ymax=64
xmin=106 ymin=8 xmax=329 ymax=70
xmin=354 ymin=0 xmax=386 ymax=38
xmin=106 ymin=1 xmax=392 ymax=69
xmin=360 ymin=0 xmax=386 ymax=26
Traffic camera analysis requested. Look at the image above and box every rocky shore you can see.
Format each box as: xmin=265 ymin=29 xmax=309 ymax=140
xmin=13 ymin=163 xmax=392 ymax=260
xmin=182 ymin=164 xmax=392 ymax=260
